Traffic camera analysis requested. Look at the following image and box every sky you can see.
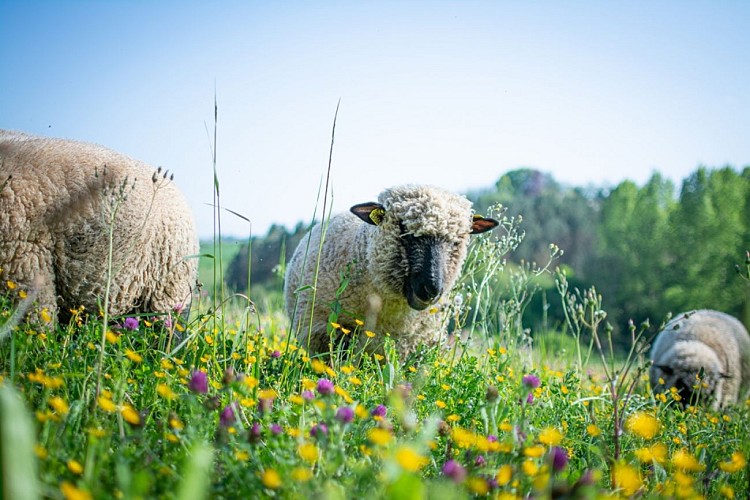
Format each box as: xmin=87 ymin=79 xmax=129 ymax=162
xmin=1 ymin=1 xmax=748 ymax=238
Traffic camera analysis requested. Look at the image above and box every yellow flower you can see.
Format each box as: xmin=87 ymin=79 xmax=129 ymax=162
xmin=538 ymin=427 xmax=563 ymax=446
xmin=311 ymin=359 xmax=328 ymax=374
xmin=496 ymin=464 xmax=513 ymax=486
xmin=157 ymin=383 xmax=177 ymax=400
xmin=124 ymin=349 xmax=143 ymax=363
xmin=67 ymin=459 xmax=84 ymax=475
xmin=720 ymin=484 xmax=735 ymax=498
xmin=467 ymin=477 xmax=489 ymax=495
xmin=260 ymin=469 xmax=282 ymax=489
xmin=719 ymin=451 xmax=746 ymax=473
xmin=365 ymin=330 xmax=376 ymax=338
xmin=368 ymin=428 xmax=393 ymax=446
xmin=121 ymin=405 xmax=141 ymax=426
xmin=523 ymin=445 xmax=545 ymax=458
xmin=291 ymin=467 xmax=313 ymax=482
xmin=634 ymin=443 xmax=667 ymax=464
xmin=98 ymin=396 xmax=117 ymax=413
xmin=40 ymin=308 xmax=53 ymax=323
xmin=34 ymin=444 xmax=48 ymax=460
xmin=349 ymin=376 xmax=362 ymax=386
xmin=49 ymin=396 xmax=69 ymax=416
xmin=612 ymin=462 xmax=642 ymax=496
xmin=6 ymin=280 xmax=16 ymax=289
xmin=521 ymin=459 xmax=538 ymax=476
xmin=298 ymin=442 xmax=319 ymax=463
xmin=625 ymin=412 xmax=661 ymax=439
xmin=60 ymin=481 xmax=92 ymax=500
xmin=586 ymin=423 xmax=601 ymax=437
xmin=436 ymin=400 xmax=447 ymax=409
xmin=234 ymin=450 xmax=249 ymax=462
xmin=671 ymin=449 xmax=705 ymax=472
xmin=395 ymin=445 xmax=428 ymax=472
xmin=160 ymin=359 xmax=174 ymax=370
xmin=105 ymin=330 xmax=119 ymax=344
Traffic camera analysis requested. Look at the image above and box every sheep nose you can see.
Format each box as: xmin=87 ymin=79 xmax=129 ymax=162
xmin=416 ymin=279 xmax=442 ymax=303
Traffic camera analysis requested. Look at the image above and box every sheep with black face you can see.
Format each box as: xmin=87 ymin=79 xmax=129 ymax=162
xmin=650 ymin=309 xmax=750 ymax=409
xmin=284 ymin=184 xmax=498 ymax=358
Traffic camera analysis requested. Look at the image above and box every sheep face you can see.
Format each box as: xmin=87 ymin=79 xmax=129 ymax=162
xmin=651 ymin=341 xmax=727 ymax=408
xmin=351 ymin=186 xmax=497 ymax=311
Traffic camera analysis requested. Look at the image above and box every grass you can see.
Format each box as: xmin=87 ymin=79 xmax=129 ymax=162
xmin=1 ymin=263 xmax=749 ymax=499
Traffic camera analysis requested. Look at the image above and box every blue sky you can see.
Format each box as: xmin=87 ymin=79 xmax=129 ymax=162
xmin=1 ymin=1 xmax=748 ymax=238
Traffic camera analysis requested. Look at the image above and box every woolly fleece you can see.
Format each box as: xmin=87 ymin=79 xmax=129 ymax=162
xmin=285 ymin=184 xmax=482 ymax=357
xmin=0 ymin=130 xmax=199 ymax=320
xmin=650 ymin=309 xmax=750 ymax=409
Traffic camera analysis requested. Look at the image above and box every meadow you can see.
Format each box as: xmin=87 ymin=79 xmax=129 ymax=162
xmin=1 ymin=207 xmax=749 ymax=500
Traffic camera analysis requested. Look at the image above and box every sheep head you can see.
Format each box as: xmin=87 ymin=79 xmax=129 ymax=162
xmin=351 ymin=186 xmax=498 ymax=311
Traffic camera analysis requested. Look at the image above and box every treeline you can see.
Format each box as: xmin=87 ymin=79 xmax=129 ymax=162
xmin=224 ymin=166 xmax=750 ymax=348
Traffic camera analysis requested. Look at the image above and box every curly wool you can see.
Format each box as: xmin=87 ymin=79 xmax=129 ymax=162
xmin=285 ymin=184 xmax=484 ymax=358
xmin=649 ymin=309 xmax=750 ymax=409
xmin=0 ymin=130 xmax=199 ymax=320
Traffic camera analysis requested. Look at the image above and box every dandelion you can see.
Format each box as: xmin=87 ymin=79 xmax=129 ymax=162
xmin=316 ymin=378 xmax=335 ymax=396
xmin=6 ymin=280 xmax=16 ymax=289
xmin=671 ymin=449 xmax=705 ymax=472
xmin=625 ymin=411 xmax=661 ymax=439
xmin=467 ymin=477 xmax=490 ymax=495
xmin=98 ymin=396 xmax=117 ymax=413
xmin=124 ymin=349 xmax=143 ymax=363
xmin=496 ymin=464 xmax=513 ymax=486
xmin=395 ymin=445 xmax=428 ymax=473
xmin=261 ymin=469 xmax=282 ymax=489
xmin=368 ymin=427 xmax=393 ymax=446
xmin=436 ymin=400 xmax=447 ymax=409
xmin=157 ymin=383 xmax=177 ymax=400
xmin=442 ymin=459 xmax=467 ymax=483
xmin=67 ymin=459 xmax=84 ymax=475
xmin=40 ymin=308 xmax=53 ymax=323
xmin=121 ymin=404 xmax=141 ymax=426
xmin=719 ymin=451 xmax=746 ymax=473
xmin=123 ymin=317 xmax=139 ymax=330
xmin=586 ymin=423 xmax=601 ymax=437
xmin=298 ymin=442 xmax=319 ymax=463
xmin=538 ymin=427 xmax=563 ymax=446
xmin=522 ymin=459 xmax=539 ymax=476
xmin=60 ymin=481 xmax=92 ymax=500
xmin=634 ymin=443 xmax=668 ymax=464
xmin=292 ymin=467 xmax=313 ymax=482
xmin=612 ymin=462 xmax=642 ymax=496
xmin=524 ymin=445 xmax=545 ymax=458
xmin=49 ymin=396 xmax=69 ymax=416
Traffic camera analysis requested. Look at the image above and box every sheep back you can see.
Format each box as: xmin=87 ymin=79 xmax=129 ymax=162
xmin=649 ymin=309 xmax=750 ymax=408
xmin=0 ymin=130 xmax=199 ymax=320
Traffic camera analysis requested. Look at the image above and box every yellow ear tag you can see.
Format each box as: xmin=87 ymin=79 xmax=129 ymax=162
xmin=369 ymin=208 xmax=385 ymax=225
xmin=473 ymin=214 xmax=484 ymax=220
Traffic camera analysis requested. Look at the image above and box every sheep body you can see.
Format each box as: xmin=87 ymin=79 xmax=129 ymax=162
xmin=649 ymin=309 xmax=750 ymax=409
xmin=0 ymin=130 xmax=199 ymax=320
xmin=285 ymin=184 xmax=497 ymax=357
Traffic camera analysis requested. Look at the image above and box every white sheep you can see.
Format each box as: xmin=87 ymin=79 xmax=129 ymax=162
xmin=0 ymin=130 xmax=199 ymax=322
xmin=649 ymin=309 xmax=750 ymax=409
xmin=285 ymin=184 xmax=498 ymax=358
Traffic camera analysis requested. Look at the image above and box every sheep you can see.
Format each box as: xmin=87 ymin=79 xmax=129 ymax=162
xmin=284 ymin=184 xmax=498 ymax=358
xmin=0 ymin=130 xmax=199 ymax=322
xmin=649 ymin=309 xmax=750 ymax=409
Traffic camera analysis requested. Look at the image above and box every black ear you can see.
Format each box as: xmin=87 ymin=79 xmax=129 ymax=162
xmin=470 ymin=214 xmax=499 ymax=234
xmin=351 ymin=202 xmax=386 ymax=226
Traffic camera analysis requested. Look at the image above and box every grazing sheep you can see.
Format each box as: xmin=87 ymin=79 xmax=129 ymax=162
xmin=0 ymin=130 xmax=199 ymax=322
xmin=650 ymin=309 xmax=750 ymax=409
xmin=285 ymin=184 xmax=498 ymax=358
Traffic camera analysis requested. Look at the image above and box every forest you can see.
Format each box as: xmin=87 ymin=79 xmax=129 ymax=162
xmin=221 ymin=165 xmax=750 ymax=351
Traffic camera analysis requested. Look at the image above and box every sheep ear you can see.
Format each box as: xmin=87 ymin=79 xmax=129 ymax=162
xmin=351 ymin=202 xmax=386 ymax=226
xmin=655 ymin=364 xmax=674 ymax=376
xmin=471 ymin=214 xmax=499 ymax=234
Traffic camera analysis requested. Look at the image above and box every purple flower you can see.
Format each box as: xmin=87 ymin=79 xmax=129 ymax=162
xmin=248 ymin=422 xmax=262 ymax=443
xmin=442 ymin=459 xmax=467 ymax=483
xmin=336 ymin=406 xmax=354 ymax=424
xmin=301 ymin=390 xmax=315 ymax=401
xmin=270 ymin=423 xmax=282 ymax=435
xmin=526 ymin=392 xmax=535 ymax=405
xmin=310 ymin=422 xmax=328 ymax=439
xmin=316 ymin=379 xmax=335 ymax=396
xmin=271 ymin=350 xmax=281 ymax=359
xmin=522 ymin=373 xmax=540 ymax=389
xmin=188 ymin=370 xmax=209 ymax=394
xmin=371 ymin=404 xmax=387 ymax=418
xmin=550 ymin=446 xmax=569 ymax=472
xmin=123 ymin=317 xmax=139 ymax=330
xmin=219 ymin=403 xmax=237 ymax=427
xmin=487 ymin=434 xmax=498 ymax=443
xmin=474 ymin=455 xmax=486 ymax=467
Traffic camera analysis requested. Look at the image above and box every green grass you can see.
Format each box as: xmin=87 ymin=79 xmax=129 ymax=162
xmin=197 ymin=239 xmax=245 ymax=295
xmin=0 ymin=282 xmax=748 ymax=499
